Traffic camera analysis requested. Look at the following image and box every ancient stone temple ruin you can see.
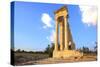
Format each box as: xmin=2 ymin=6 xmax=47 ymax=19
xmin=53 ymin=6 xmax=82 ymax=58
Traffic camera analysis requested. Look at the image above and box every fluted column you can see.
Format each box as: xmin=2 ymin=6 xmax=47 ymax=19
xmin=64 ymin=15 xmax=68 ymax=50
xmin=54 ymin=18 xmax=58 ymax=51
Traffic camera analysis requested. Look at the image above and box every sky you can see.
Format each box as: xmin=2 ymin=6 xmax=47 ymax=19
xmin=11 ymin=1 xmax=97 ymax=51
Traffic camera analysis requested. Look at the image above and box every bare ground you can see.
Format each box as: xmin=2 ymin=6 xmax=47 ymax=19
xmin=16 ymin=55 xmax=97 ymax=66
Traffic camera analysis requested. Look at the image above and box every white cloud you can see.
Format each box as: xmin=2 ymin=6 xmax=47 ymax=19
xmin=47 ymin=30 xmax=55 ymax=42
xmin=41 ymin=13 xmax=53 ymax=28
xmin=41 ymin=13 xmax=55 ymax=42
xmin=79 ymin=6 xmax=97 ymax=26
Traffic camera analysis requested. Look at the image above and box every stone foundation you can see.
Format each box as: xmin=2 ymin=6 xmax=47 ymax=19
xmin=53 ymin=50 xmax=83 ymax=58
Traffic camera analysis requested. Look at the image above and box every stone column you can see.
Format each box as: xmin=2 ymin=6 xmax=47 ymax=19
xmin=64 ymin=15 xmax=68 ymax=50
xmin=54 ymin=18 xmax=58 ymax=51
xmin=60 ymin=22 xmax=64 ymax=51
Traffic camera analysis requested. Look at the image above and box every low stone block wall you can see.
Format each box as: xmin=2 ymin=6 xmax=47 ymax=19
xmin=53 ymin=50 xmax=83 ymax=58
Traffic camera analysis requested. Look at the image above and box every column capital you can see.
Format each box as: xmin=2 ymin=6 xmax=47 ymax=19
xmin=63 ymin=14 xmax=69 ymax=18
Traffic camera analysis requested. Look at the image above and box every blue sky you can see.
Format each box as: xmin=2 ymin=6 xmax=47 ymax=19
xmin=12 ymin=1 xmax=97 ymax=51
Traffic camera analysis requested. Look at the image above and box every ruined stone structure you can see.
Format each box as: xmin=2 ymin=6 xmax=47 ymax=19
xmin=53 ymin=6 xmax=82 ymax=58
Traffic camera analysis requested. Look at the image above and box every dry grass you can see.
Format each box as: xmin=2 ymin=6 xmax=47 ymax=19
xmin=14 ymin=53 xmax=97 ymax=66
xmin=14 ymin=52 xmax=49 ymax=65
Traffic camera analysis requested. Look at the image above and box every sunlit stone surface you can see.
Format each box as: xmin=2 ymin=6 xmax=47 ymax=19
xmin=53 ymin=6 xmax=82 ymax=58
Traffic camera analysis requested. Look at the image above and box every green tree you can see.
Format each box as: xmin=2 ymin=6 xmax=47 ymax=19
xmin=44 ymin=45 xmax=50 ymax=54
xmin=94 ymin=42 xmax=97 ymax=54
xmin=49 ymin=43 xmax=54 ymax=57
xmin=82 ymin=46 xmax=89 ymax=53
xmin=22 ymin=50 xmax=25 ymax=52
xmin=44 ymin=43 xmax=55 ymax=57
xmin=16 ymin=49 xmax=21 ymax=53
